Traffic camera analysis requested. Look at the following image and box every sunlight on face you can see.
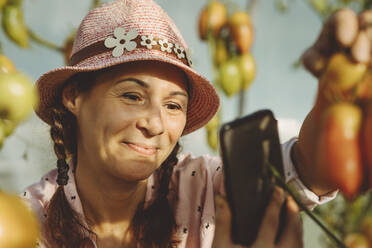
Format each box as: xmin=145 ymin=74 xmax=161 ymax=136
xmin=74 ymin=61 xmax=189 ymax=182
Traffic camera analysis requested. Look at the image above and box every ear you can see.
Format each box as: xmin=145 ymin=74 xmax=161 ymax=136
xmin=62 ymin=82 xmax=82 ymax=116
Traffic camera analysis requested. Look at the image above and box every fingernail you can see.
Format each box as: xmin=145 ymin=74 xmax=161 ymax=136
xmin=215 ymin=195 xmax=226 ymax=210
xmin=287 ymin=196 xmax=300 ymax=212
xmin=273 ymin=186 xmax=284 ymax=204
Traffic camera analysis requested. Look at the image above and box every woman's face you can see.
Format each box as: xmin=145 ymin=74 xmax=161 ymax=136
xmin=64 ymin=61 xmax=188 ymax=182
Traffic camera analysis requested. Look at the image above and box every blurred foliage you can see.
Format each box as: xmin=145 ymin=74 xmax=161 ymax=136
xmin=275 ymin=0 xmax=372 ymax=20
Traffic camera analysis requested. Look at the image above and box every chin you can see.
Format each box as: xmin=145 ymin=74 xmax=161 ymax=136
xmin=110 ymin=159 xmax=159 ymax=182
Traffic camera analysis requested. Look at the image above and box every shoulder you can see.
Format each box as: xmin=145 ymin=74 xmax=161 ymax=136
xmin=176 ymin=152 xmax=222 ymax=174
xmin=20 ymin=169 xmax=59 ymax=220
xmin=171 ymin=152 xmax=224 ymax=192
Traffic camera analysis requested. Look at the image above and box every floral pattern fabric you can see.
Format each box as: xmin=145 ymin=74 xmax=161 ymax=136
xmin=21 ymin=138 xmax=337 ymax=248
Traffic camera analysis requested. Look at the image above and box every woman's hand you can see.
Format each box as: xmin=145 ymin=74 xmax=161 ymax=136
xmin=212 ymin=187 xmax=303 ymax=248
xmin=295 ymin=8 xmax=372 ymax=196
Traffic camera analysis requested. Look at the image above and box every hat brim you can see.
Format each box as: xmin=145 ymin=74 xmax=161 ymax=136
xmin=35 ymin=48 xmax=220 ymax=135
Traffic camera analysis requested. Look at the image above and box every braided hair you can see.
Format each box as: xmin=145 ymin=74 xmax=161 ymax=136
xmin=44 ymin=71 xmax=182 ymax=247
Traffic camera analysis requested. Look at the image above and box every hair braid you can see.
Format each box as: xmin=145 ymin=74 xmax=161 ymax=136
xmin=50 ymin=108 xmax=70 ymax=185
xmin=131 ymin=143 xmax=181 ymax=248
xmin=45 ymin=105 xmax=92 ymax=247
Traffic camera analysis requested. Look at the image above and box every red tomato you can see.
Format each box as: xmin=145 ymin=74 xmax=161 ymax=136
xmin=316 ymin=102 xmax=363 ymax=199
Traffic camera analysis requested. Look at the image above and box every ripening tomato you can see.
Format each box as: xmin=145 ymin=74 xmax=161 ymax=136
xmin=228 ymin=11 xmax=254 ymax=54
xmin=198 ymin=1 xmax=227 ymax=40
xmin=316 ymin=102 xmax=363 ymax=199
xmin=320 ymin=53 xmax=367 ymax=92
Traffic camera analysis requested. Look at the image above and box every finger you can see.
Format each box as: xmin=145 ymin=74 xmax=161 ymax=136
xmin=252 ymin=187 xmax=285 ymax=248
xmin=277 ymin=196 xmax=303 ymax=248
xmin=359 ymin=10 xmax=372 ymax=30
xmin=302 ymin=47 xmax=329 ymax=77
xmin=351 ymin=31 xmax=371 ymax=63
xmin=334 ymin=8 xmax=359 ymax=47
xmin=359 ymin=10 xmax=372 ymax=63
xmin=212 ymin=195 xmax=234 ymax=248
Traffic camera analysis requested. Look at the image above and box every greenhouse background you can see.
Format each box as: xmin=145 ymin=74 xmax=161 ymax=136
xmin=0 ymin=0 xmax=331 ymax=247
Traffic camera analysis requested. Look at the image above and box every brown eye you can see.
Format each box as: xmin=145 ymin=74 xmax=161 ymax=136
xmin=122 ymin=93 xmax=142 ymax=101
xmin=166 ymin=103 xmax=182 ymax=110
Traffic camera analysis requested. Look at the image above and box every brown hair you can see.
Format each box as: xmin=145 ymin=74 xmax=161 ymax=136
xmin=44 ymin=71 xmax=181 ymax=247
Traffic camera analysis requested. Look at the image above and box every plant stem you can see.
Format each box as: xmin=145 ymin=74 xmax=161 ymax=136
xmin=237 ymin=0 xmax=258 ymax=117
xmin=238 ymin=89 xmax=245 ymax=117
xmin=267 ymin=161 xmax=347 ymax=248
xmin=28 ymin=29 xmax=63 ymax=52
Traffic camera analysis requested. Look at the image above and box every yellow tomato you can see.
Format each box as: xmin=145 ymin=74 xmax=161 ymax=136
xmin=0 ymin=191 xmax=40 ymax=248
xmin=321 ymin=53 xmax=367 ymax=91
xmin=0 ymin=54 xmax=16 ymax=74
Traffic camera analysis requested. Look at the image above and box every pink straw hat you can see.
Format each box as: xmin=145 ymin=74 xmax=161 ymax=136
xmin=35 ymin=0 xmax=220 ymax=135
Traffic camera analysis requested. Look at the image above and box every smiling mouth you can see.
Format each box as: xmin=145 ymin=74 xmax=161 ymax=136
xmin=122 ymin=142 xmax=158 ymax=156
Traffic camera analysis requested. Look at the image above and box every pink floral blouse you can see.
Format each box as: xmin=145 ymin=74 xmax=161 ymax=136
xmin=21 ymin=138 xmax=337 ymax=247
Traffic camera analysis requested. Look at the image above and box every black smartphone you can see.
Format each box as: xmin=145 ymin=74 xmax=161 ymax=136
xmin=219 ymin=109 xmax=287 ymax=246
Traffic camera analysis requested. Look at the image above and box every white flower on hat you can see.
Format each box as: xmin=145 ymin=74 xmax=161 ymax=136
xmin=140 ymin=35 xmax=157 ymax=49
xmin=185 ymin=48 xmax=193 ymax=67
xmin=173 ymin=43 xmax=185 ymax=59
xmin=158 ymin=38 xmax=173 ymax=53
xmin=104 ymin=27 xmax=138 ymax=57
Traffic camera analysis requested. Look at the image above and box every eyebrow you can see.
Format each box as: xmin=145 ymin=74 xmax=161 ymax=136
xmin=115 ymin=77 xmax=188 ymax=98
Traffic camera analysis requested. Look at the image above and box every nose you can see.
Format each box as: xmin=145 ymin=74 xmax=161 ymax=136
xmin=136 ymin=105 xmax=165 ymax=137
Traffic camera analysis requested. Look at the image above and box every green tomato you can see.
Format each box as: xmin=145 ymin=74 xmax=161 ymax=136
xmin=2 ymin=4 xmax=29 ymax=48
xmin=239 ymin=53 xmax=256 ymax=90
xmin=207 ymin=129 xmax=218 ymax=151
xmin=0 ymin=72 xmax=37 ymax=122
xmin=220 ymin=58 xmax=242 ymax=97
xmin=206 ymin=112 xmax=220 ymax=131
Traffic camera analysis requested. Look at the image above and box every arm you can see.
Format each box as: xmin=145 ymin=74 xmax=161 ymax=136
xmin=282 ymin=138 xmax=338 ymax=210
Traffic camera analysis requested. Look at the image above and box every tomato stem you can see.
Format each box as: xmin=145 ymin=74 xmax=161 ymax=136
xmin=27 ymin=29 xmax=63 ymax=53
xmin=266 ymin=160 xmax=348 ymax=248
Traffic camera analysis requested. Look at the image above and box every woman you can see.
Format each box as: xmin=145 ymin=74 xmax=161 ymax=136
xmin=22 ymin=0 xmax=367 ymax=247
